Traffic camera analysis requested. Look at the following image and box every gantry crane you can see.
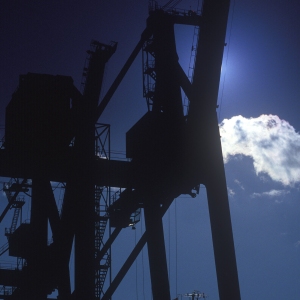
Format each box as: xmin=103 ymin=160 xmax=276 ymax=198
xmin=0 ymin=0 xmax=241 ymax=299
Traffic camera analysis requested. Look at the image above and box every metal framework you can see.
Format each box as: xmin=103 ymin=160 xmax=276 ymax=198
xmin=94 ymin=123 xmax=111 ymax=299
xmin=0 ymin=1 xmax=241 ymax=300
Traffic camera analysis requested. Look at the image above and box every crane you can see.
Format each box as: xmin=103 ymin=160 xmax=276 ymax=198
xmin=0 ymin=0 xmax=241 ymax=299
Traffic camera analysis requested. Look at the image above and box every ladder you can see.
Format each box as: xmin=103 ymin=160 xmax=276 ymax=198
xmin=95 ymin=185 xmax=111 ymax=299
xmin=142 ymin=38 xmax=156 ymax=111
xmin=95 ymin=253 xmax=111 ymax=298
xmin=4 ymin=198 xmax=25 ymax=240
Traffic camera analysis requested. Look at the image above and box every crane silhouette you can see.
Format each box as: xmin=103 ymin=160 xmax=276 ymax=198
xmin=0 ymin=0 xmax=241 ymax=299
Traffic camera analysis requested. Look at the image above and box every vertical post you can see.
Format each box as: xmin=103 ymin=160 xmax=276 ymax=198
xmin=186 ymin=0 xmax=241 ymax=299
xmin=74 ymin=178 xmax=95 ymax=300
xmin=73 ymin=76 xmax=96 ymax=300
xmin=204 ymin=112 xmax=241 ymax=300
xmin=28 ymin=178 xmax=49 ymax=300
xmin=74 ymin=42 xmax=116 ymax=299
xmin=144 ymin=201 xmax=171 ymax=300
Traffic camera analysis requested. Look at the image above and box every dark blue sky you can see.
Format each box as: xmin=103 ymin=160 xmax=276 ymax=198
xmin=0 ymin=0 xmax=300 ymax=299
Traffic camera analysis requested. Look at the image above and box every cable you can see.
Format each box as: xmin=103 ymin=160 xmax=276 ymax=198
xmin=175 ymin=198 xmax=178 ymax=297
xmin=141 ymin=210 xmax=146 ymax=300
xmin=168 ymin=207 xmax=171 ymax=280
xmin=135 ymin=228 xmax=139 ymax=300
xmin=218 ymin=0 xmax=236 ymax=123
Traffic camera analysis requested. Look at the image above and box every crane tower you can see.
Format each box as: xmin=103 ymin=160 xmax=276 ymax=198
xmin=0 ymin=0 xmax=241 ymax=299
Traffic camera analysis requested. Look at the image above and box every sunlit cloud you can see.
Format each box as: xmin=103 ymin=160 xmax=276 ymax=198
xmin=251 ymin=189 xmax=290 ymax=198
xmin=220 ymin=115 xmax=300 ymax=186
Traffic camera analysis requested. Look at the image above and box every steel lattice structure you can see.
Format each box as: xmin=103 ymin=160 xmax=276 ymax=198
xmin=0 ymin=1 xmax=241 ymax=299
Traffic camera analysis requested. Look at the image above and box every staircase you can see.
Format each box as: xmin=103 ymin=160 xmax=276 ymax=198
xmin=4 ymin=198 xmax=25 ymax=240
xmin=95 ymin=185 xmax=110 ymax=299
xmin=142 ymin=38 xmax=156 ymax=111
xmin=95 ymin=253 xmax=111 ymax=299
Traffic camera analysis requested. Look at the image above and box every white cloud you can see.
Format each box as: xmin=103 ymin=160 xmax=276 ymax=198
xmin=227 ymin=187 xmax=235 ymax=197
xmin=275 ymin=199 xmax=284 ymax=204
xmin=234 ymin=179 xmax=244 ymax=190
xmin=251 ymin=189 xmax=290 ymax=198
xmin=220 ymin=115 xmax=300 ymax=186
xmin=259 ymin=175 xmax=269 ymax=183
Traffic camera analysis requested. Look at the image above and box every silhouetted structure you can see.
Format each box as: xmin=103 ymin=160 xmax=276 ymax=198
xmin=0 ymin=0 xmax=241 ymax=299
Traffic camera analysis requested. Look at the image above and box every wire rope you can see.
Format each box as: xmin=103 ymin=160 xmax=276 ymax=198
xmin=135 ymin=227 xmax=139 ymax=300
xmin=217 ymin=0 xmax=236 ymax=123
xmin=175 ymin=198 xmax=178 ymax=297
xmin=140 ymin=210 xmax=146 ymax=300
xmin=168 ymin=206 xmax=171 ymax=282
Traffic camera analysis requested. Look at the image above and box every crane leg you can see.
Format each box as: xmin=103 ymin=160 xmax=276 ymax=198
xmin=144 ymin=201 xmax=171 ymax=300
xmin=204 ymin=113 xmax=241 ymax=300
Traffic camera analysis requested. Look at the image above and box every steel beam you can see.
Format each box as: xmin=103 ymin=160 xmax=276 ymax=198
xmin=102 ymin=197 xmax=174 ymax=300
xmin=144 ymin=201 xmax=171 ymax=300
xmin=0 ymin=150 xmax=133 ymax=188
xmin=186 ymin=0 xmax=241 ymax=299
xmin=96 ymin=28 xmax=151 ymax=120
xmin=27 ymin=178 xmax=49 ymax=300
xmin=45 ymin=181 xmax=60 ymax=240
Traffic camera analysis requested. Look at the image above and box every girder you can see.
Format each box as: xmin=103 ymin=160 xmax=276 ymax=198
xmin=0 ymin=149 xmax=132 ymax=188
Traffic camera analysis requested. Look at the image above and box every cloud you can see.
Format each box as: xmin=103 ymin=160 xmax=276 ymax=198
xmin=259 ymin=175 xmax=269 ymax=183
xmin=227 ymin=187 xmax=235 ymax=197
xmin=251 ymin=189 xmax=290 ymax=198
xmin=234 ymin=179 xmax=244 ymax=190
xmin=251 ymin=189 xmax=290 ymax=203
xmin=295 ymin=241 xmax=300 ymax=248
xmin=220 ymin=115 xmax=300 ymax=186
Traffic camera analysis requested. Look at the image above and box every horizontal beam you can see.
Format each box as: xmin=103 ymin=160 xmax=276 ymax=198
xmin=0 ymin=149 xmax=133 ymax=188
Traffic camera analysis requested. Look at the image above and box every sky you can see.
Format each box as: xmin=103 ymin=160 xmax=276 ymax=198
xmin=0 ymin=0 xmax=300 ymax=299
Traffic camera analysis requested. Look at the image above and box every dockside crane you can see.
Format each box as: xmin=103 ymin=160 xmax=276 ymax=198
xmin=0 ymin=0 xmax=241 ymax=299
xmin=105 ymin=1 xmax=240 ymax=299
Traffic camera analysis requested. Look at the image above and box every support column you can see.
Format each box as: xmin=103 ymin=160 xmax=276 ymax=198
xmin=204 ymin=112 xmax=241 ymax=300
xmin=144 ymin=201 xmax=171 ymax=300
xmin=73 ymin=96 xmax=95 ymax=299
xmin=27 ymin=178 xmax=49 ymax=300
xmin=74 ymin=179 xmax=95 ymax=300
